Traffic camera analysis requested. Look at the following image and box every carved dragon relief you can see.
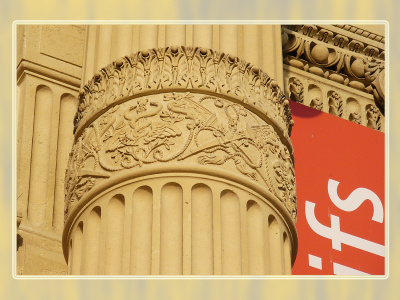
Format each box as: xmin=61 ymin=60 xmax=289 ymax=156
xmin=65 ymin=92 xmax=297 ymax=221
xmin=74 ymin=46 xmax=293 ymax=139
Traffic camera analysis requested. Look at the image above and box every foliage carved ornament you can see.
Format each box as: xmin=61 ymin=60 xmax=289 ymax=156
xmin=74 ymin=46 xmax=294 ymax=138
xmin=65 ymin=92 xmax=297 ymax=222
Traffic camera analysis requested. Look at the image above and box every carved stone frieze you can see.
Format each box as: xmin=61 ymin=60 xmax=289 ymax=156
xmin=283 ymin=25 xmax=384 ymax=58
xmin=282 ymin=26 xmax=385 ymax=112
xmin=284 ymin=73 xmax=384 ymax=132
xmin=74 ymin=46 xmax=294 ymax=139
xmin=65 ymin=92 xmax=297 ymax=221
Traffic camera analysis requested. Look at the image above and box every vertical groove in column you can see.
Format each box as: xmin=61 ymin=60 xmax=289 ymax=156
xmin=111 ymin=25 xmax=133 ymax=62
xmin=68 ymin=239 xmax=73 ymax=275
xmin=81 ymin=207 xmax=101 ymax=275
xmin=212 ymin=25 xmax=220 ymax=51
xmin=157 ymin=25 xmax=166 ymax=48
xmin=219 ymin=25 xmax=238 ymax=57
xmin=260 ymin=25 xmax=284 ymax=88
xmin=243 ymin=25 xmax=260 ymax=66
xmin=83 ymin=25 xmax=97 ymax=84
xmin=130 ymin=186 xmax=153 ymax=275
xmin=191 ymin=184 xmax=213 ymax=275
xmin=283 ymin=232 xmax=292 ymax=275
xmin=53 ymin=94 xmax=78 ymax=231
xmin=71 ymin=222 xmax=83 ymax=275
xmin=269 ymin=215 xmax=283 ymax=275
xmin=185 ymin=25 xmax=193 ymax=47
xmin=17 ymin=78 xmax=27 ymax=220
xmin=160 ymin=183 xmax=183 ymax=275
xmin=237 ymin=25 xmax=244 ymax=60
xmin=16 ymin=78 xmax=26 ymax=170
xmin=261 ymin=26 xmax=275 ymax=79
xmin=212 ymin=186 xmax=222 ymax=275
xmin=104 ymin=194 xmax=125 ymax=275
xmin=193 ymin=25 xmax=213 ymax=49
xmin=139 ymin=25 xmax=159 ymax=51
xmin=27 ymin=85 xmax=53 ymax=227
xmin=95 ymin=25 xmax=112 ymax=71
xmin=165 ymin=25 xmax=186 ymax=46
xmin=131 ymin=25 xmax=140 ymax=54
xmin=247 ymin=201 xmax=264 ymax=275
xmin=182 ymin=185 xmax=191 ymax=275
xmin=263 ymin=210 xmax=272 ymax=274
xmin=220 ymin=189 xmax=241 ymax=275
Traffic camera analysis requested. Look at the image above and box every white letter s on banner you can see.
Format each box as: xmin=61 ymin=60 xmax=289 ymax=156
xmin=328 ymin=179 xmax=383 ymax=223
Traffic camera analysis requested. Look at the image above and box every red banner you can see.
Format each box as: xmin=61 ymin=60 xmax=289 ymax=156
xmin=290 ymin=101 xmax=385 ymax=275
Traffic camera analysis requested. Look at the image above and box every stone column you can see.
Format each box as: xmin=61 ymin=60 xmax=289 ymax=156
xmin=63 ymin=25 xmax=297 ymax=275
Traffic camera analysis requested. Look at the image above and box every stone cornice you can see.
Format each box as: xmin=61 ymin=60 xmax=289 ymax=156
xmin=17 ymin=60 xmax=82 ymax=89
xmin=333 ymin=24 xmax=385 ymax=45
xmin=283 ymin=25 xmax=385 ymax=58
xmin=282 ymin=26 xmax=385 ymax=112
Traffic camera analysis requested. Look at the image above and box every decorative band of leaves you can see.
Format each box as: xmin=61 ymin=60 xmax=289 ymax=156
xmin=75 ymin=46 xmax=294 ymax=137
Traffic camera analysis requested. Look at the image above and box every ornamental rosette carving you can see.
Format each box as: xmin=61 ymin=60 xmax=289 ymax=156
xmin=74 ymin=46 xmax=294 ymax=139
xmin=65 ymin=92 xmax=297 ymax=222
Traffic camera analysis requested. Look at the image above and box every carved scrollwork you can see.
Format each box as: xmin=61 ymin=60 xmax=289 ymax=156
xmin=284 ymin=25 xmax=384 ymax=58
xmin=75 ymin=46 xmax=293 ymax=138
xmin=65 ymin=92 xmax=297 ymax=221
xmin=64 ymin=126 xmax=110 ymax=219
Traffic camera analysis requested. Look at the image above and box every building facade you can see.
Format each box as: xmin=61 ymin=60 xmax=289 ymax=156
xmin=15 ymin=24 xmax=385 ymax=276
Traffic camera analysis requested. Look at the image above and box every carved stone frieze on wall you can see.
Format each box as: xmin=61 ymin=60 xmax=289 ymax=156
xmin=283 ymin=71 xmax=384 ymax=132
xmin=74 ymin=46 xmax=294 ymax=139
xmin=65 ymin=92 xmax=297 ymax=222
xmin=282 ymin=26 xmax=385 ymax=112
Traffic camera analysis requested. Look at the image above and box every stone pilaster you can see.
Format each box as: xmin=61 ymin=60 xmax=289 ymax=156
xmin=16 ymin=24 xmax=85 ymax=275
